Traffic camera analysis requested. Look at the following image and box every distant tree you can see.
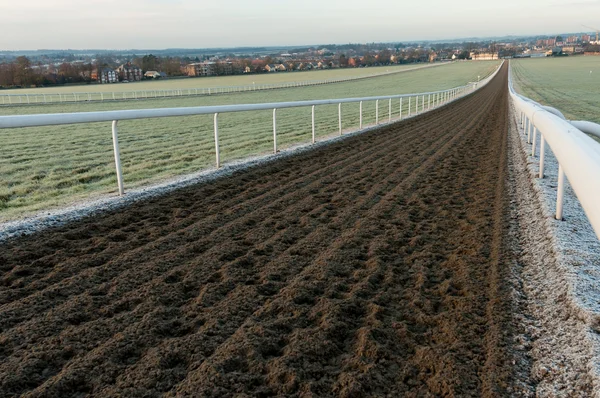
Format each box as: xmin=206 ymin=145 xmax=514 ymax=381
xmin=14 ymin=56 xmax=32 ymax=86
xmin=377 ymin=49 xmax=392 ymax=64
xmin=457 ymin=50 xmax=470 ymax=60
xmin=362 ymin=52 xmax=376 ymax=66
xmin=0 ymin=63 xmax=16 ymax=87
xmin=162 ymin=57 xmax=184 ymax=76
xmin=339 ymin=54 xmax=348 ymax=67
xmin=141 ymin=54 xmax=159 ymax=72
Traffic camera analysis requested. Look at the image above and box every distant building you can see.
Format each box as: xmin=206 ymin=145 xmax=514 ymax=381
xmin=92 ymin=68 xmax=118 ymax=84
xmin=561 ymin=46 xmax=584 ymax=54
xmin=469 ymin=52 xmax=499 ymax=61
xmin=186 ymin=62 xmax=232 ymax=77
xmin=117 ymin=63 xmax=142 ymax=81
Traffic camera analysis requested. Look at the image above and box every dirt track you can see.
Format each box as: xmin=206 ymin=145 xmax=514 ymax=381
xmin=0 ymin=65 xmax=520 ymax=397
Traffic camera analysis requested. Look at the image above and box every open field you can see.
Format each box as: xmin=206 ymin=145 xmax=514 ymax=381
xmin=0 ymin=65 xmax=534 ymax=396
xmin=511 ymin=56 xmax=600 ymax=124
xmin=1 ymin=64 xmax=432 ymax=95
xmin=0 ymin=61 xmax=499 ymax=221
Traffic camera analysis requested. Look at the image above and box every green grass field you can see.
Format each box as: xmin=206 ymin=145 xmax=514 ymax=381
xmin=511 ymin=56 xmax=600 ymax=124
xmin=2 ymin=64 xmax=429 ymax=95
xmin=0 ymin=61 xmax=499 ymax=221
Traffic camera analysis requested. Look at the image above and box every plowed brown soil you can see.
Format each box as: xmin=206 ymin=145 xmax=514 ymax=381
xmin=0 ymin=65 xmax=519 ymax=397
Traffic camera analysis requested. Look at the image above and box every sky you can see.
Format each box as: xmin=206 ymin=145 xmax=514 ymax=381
xmin=1 ymin=0 xmax=600 ymax=50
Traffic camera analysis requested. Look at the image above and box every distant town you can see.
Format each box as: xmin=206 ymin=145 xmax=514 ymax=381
xmin=1 ymin=33 xmax=599 ymax=89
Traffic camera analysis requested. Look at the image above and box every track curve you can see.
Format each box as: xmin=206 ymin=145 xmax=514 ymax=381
xmin=0 ymin=64 xmax=518 ymax=397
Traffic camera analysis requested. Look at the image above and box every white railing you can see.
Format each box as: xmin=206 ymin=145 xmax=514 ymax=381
xmin=508 ymin=62 xmax=600 ymax=239
xmin=0 ymin=63 xmax=450 ymax=106
xmin=0 ymin=62 xmax=501 ymax=200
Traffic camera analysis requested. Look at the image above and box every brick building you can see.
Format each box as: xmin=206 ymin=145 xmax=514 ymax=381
xmin=185 ymin=62 xmax=233 ymax=77
xmin=91 ymin=68 xmax=118 ymax=84
xmin=116 ymin=63 xmax=142 ymax=81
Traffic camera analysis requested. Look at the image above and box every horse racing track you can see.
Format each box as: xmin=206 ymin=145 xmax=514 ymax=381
xmin=1 ymin=66 xmax=529 ymax=396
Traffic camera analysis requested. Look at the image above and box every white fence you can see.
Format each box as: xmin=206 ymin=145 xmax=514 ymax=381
xmin=0 ymin=63 xmax=449 ymax=106
xmin=0 ymin=63 xmax=501 ymax=201
xmin=508 ymin=62 xmax=600 ymax=239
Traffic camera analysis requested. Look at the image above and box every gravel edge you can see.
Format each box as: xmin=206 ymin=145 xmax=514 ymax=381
xmin=508 ymin=98 xmax=600 ymax=396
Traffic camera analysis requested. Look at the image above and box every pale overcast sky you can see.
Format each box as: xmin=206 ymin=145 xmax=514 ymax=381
xmin=1 ymin=0 xmax=599 ymax=50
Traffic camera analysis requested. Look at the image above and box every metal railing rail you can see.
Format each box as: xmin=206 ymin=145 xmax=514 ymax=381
xmin=508 ymin=61 xmax=600 ymax=239
xmin=0 ymin=62 xmax=453 ymax=106
xmin=0 ymin=62 xmax=502 ymax=199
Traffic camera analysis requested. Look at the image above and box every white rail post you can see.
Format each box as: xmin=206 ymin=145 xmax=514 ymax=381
xmin=527 ymin=119 xmax=532 ymax=143
xmin=388 ymin=98 xmax=392 ymax=122
xmin=428 ymin=94 xmax=430 ymax=110
xmin=415 ymin=96 xmax=419 ymax=114
xmin=399 ymin=97 xmax=403 ymax=120
xmin=376 ymin=99 xmax=379 ymax=124
xmin=111 ymin=121 xmax=125 ymax=196
xmin=556 ymin=164 xmax=565 ymax=220
xmin=273 ymin=108 xmax=277 ymax=153
xmin=359 ymin=101 xmax=363 ymax=129
xmin=539 ymin=135 xmax=546 ymax=178
xmin=408 ymin=97 xmax=411 ymax=117
xmin=338 ymin=103 xmax=342 ymax=135
xmin=312 ymin=105 xmax=316 ymax=144
xmin=531 ymin=127 xmax=537 ymax=157
xmin=422 ymin=95 xmax=425 ymax=112
xmin=214 ymin=113 xmax=220 ymax=168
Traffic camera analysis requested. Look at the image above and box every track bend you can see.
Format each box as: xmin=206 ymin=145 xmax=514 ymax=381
xmin=0 ymin=64 xmax=519 ymax=397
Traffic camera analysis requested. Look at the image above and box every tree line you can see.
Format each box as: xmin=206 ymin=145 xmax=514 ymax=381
xmin=0 ymin=49 xmax=447 ymax=88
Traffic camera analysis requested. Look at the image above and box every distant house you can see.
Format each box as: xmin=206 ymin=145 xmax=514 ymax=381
xmin=186 ymin=62 xmax=232 ymax=77
xmin=186 ymin=62 xmax=215 ymax=77
xmin=275 ymin=64 xmax=287 ymax=72
xmin=244 ymin=66 xmax=252 ymax=73
xmin=92 ymin=68 xmax=118 ymax=84
xmin=265 ymin=64 xmax=278 ymax=72
xmin=117 ymin=63 xmax=142 ymax=81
